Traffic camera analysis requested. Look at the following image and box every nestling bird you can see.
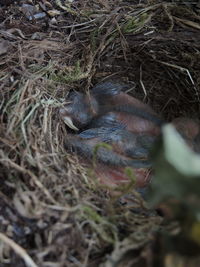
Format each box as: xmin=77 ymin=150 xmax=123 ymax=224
xmin=78 ymin=127 xmax=156 ymax=160
xmin=60 ymin=81 xmax=163 ymax=190
xmin=65 ymin=129 xmax=153 ymax=189
xmin=60 ymin=81 xmax=164 ymax=135
xmin=60 ymin=91 xmax=99 ymax=131
xmin=60 ymin=82 xmax=200 ymax=191
xmin=61 ymin=83 xmax=200 ymax=194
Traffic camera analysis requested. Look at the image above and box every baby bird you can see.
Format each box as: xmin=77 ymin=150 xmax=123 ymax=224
xmin=78 ymin=127 xmax=156 ymax=160
xmin=60 ymin=81 xmax=163 ymax=190
xmin=60 ymin=81 xmax=164 ymax=135
xmin=60 ymin=91 xmax=99 ymax=131
xmin=65 ymin=128 xmax=154 ymax=189
xmin=60 ymin=81 xmax=200 ymax=198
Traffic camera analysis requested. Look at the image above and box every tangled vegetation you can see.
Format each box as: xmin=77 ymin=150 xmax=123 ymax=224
xmin=0 ymin=0 xmax=200 ymax=266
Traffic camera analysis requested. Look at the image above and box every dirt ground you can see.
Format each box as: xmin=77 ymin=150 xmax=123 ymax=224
xmin=0 ymin=0 xmax=200 ymax=266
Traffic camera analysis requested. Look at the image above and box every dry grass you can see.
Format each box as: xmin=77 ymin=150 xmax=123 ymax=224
xmin=0 ymin=0 xmax=200 ymax=266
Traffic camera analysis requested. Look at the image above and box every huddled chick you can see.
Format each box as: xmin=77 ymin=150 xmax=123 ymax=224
xmin=60 ymin=81 xmax=200 ymax=190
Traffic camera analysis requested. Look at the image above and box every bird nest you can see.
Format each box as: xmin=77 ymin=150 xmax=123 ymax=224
xmin=0 ymin=0 xmax=200 ymax=266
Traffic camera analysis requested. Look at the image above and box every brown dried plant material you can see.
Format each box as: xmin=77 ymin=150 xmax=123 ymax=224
xmin=0 ymin=1 xmax=200 ymax=266
xmin=0 ymin=39 xmax=9 ymax=55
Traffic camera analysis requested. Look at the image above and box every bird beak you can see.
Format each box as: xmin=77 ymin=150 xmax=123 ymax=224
xmin=63 ymin=116 xmax=79 ymax=131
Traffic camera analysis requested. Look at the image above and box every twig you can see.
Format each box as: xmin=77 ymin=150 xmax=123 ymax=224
xmin=0 ymin=233 xmax=38 ymax=267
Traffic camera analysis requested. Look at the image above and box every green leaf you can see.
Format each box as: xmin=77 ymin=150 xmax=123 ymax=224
xmin=148 ymin=124 xmax=200 ymax=206
xmin=164 ymin=125 xmax=200 ymax=176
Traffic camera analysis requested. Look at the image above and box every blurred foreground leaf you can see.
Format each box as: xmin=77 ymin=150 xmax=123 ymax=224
xmin=148 ymin=124 xmax=200 ymax=262
xmin=149 ymin=124 xmax=200 ymax=205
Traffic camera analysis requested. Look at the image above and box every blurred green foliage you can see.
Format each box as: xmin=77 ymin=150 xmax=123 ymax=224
xmin=148 ymin=124 xmax=200 ymax=263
